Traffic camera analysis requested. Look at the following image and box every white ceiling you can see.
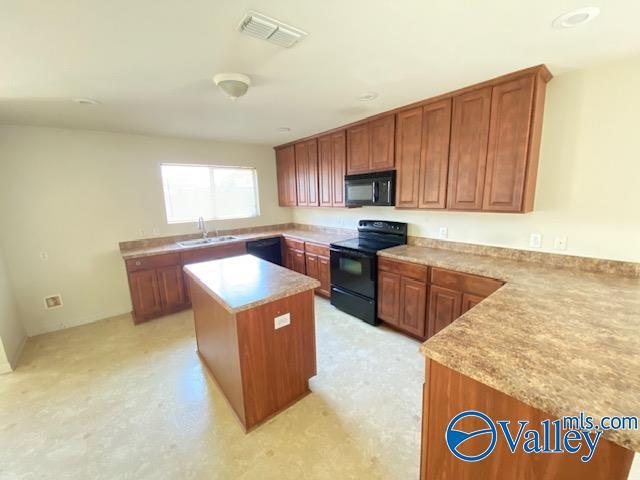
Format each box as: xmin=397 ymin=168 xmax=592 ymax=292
xmin=2 ymin=0 xmax=640 ymax=145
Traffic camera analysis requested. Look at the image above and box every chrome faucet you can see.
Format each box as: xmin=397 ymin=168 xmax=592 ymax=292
xmin=197 ymin=216 xmax=208 ymax=238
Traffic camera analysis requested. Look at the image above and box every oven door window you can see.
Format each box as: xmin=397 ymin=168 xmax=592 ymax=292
xmin=339 ymin=257 xmax=363 ymax=275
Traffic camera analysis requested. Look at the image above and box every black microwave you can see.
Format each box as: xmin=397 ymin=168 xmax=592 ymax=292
xmin=344 ymin=170 xmax=396 ymax=207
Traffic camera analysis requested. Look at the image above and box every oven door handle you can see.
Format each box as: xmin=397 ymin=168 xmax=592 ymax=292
xmin=330 ymin=247 xmax=371 ymax=259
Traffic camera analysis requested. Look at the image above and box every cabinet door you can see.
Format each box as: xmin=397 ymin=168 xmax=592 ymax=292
xmin=347 ymin=123 xmax=370 ymax=174
xmin=294 ymin=142 xmax=309 ymax=206
xmin=306 ymin=139 xmax=319 ymax=206
xmin=395 ymin=107 xmax=423 ymax=208
xmin=331 ymin=130 xmax=346 ymax=206
xmin=275 ymin=145 xmax=297 ymax=206
xmin=419 ymin=99 xmax=452 ymax=209
xmin=369 ymin=114 xmax=395 ymax=171
xmin=447 ymin=87 xmax=492 ymax=210
xmin=305 ymin=252 xmax=318 ymax=280
xmin=399 ymin=277 xmax=427 ymax=338
xmin=157 ymin=265 xmax=186 ymax=311
xmin=378 ymin=270 xmax=401 ymax=326
xmin=461 ymin=292 xmax=484 ymax=315
xmin=428 ymin=285 xmax=462 ymax=338
xmin=283 ymin=246 xmax=294 ymax=270
xmin=317 ymin=255 xmax=331 ymax=297
xmin=293 ymin=250 xmax=306 ymax=274
xmin=129 ymin=270 xmax=162 ymax=321
xmin=483 ymin=75 xmax=535 ymax=212
xmin=318 ymin=135 xmax=333 ymax=207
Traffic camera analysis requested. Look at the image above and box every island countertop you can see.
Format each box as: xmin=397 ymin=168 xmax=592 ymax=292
xmin=184 ymin=254 xmax=320 ymax=314
xmin=379 ymin=244 xmax=640 ymax=452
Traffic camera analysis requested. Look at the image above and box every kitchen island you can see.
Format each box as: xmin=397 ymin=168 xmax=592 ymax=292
xmin=184 ymin=254 xmax=320 ymax=432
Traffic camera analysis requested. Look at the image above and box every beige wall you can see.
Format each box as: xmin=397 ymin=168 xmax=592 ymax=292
xmin=294 ymin=56 xmax=640 ymax=263
xmin=0 ymin=127 xmax=293 ymax=335
xmin=0 ymin=245 xmax=26 ymax=371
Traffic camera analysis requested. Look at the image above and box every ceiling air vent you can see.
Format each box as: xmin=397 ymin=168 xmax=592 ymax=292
xmin=238 ymin=11 xmax=307 ymax=48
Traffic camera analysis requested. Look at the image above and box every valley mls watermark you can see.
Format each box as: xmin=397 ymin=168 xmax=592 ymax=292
xmin=445 ymin=410 xmax=639 ymax=463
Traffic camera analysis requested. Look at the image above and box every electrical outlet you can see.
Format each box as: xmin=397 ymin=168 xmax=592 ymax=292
xmin=274 ymin=313 xmax=290 ymax=329
xmin=529 ymin=233 xmax=542 ymax=248
xmin=39 ymin=251 xmax=49 ymax=261
xmin=44 ymin=294 xmax=63 ymax=310
xmin=152 ymin=227 xmax=160 ymax=235
xmin=439 ymin=227 xmax=448 ymax=239
xmin=554 ymin=236 xmax=568 ymax=251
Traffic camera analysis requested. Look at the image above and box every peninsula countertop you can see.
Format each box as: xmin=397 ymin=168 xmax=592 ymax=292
xmin=183 ymin=254 xmax=320 ymax=314
xmin=379 ymin=244 xmax=640 ymax=452
xmin=120 ymin=229 xmax=354 ymax=260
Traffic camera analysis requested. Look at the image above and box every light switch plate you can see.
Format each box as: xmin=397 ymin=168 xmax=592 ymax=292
xmin=554 ymin=236 xmax=568 ymax=251
xmin=529 ymin=233 xmax=542 ymax=248
xmin=274 ymin=313 xmax=291 ymax=329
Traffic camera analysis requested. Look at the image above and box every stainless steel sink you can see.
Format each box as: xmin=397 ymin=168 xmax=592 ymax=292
xmin=177 ymin=236 xmax=238 ymax=248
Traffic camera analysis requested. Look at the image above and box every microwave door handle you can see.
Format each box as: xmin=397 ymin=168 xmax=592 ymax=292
xmin=372 ymin=181 xmax=379 ymax=203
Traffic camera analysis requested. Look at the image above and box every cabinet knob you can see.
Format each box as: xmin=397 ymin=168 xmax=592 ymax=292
xmin=135 ymin=260 xmax=142 ymax=266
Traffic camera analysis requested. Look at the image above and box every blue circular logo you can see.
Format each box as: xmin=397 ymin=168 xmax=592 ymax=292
xmin=445 ymin=410 xmax=497 ymax=462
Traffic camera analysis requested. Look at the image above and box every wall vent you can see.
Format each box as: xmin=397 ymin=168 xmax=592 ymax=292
xmin=238 ymin=11 xmax=307 ymax=48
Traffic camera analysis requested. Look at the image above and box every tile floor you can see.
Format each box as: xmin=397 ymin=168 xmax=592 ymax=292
xmin=0 ymin=298 xmax=424 ymax=479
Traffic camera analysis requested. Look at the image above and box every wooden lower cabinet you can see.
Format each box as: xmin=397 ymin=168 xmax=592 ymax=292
xmin=128 ymin=269 xmax=163 ymax=322
xmin=292 ymin=249 xmax=306 ymax=274
xmin=125 ymin=241 xmax=247 ymax=324
xmin=317 ymin=255 xmax=331 ymax=297
xmin=305 ymin=253 xmax=318 ymax=279
xmin=282 ymin=238 xmax=331 ymax=298
xmin=378 ymin=258 xmax=504 ymax=340
xmin=427 ymin=285 xmax=462 ymax=338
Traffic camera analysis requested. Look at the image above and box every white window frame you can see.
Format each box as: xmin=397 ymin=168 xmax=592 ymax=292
xmin=160 ymin=163 xmax=261 ymax=224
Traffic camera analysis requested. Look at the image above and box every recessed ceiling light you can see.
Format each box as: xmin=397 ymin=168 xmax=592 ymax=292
xmin=276 ymin=127 xmax=291 ymax=133
xmin=552 ymin=7 xmax=600 ymax=29
xmin=73 ymin=98 xmax=100 ymax=106
xmin=357 ymin=92 xmax=378 ymax=102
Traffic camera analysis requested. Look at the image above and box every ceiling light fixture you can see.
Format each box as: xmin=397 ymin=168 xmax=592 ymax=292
xmin=73 ymin=98 xmax=100 ymax=106
xmin=276 ymin=127 xmax=291 ymax=133
xmin=552 ymin=7 xmax=600 ymax=29
xmin=357 ymin=92 xmax=378 ymax=102
xmin=213 ymin=73 xmax=251 ymax=101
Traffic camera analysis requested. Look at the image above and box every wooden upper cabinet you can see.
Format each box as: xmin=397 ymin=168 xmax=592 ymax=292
xmin=483 ymin=74 xmax=537 ymax=212
xmin=294 ymin=139 xmax=319 ymax=207
xmin=346 ymin=123 xmax=370 ymax=174
xmin=369 ymin=114 xmax=395 ymax=171
xmin=331 ymin=131 xmax=346 ymax=206
xmin=275 ymin=145 xmax=297 ymax=207
xmin=318 ymin=135 xmax=333 ymax=207
xmin=419 ymin=99 xmax=452 ymax=209
xmin=396 ymin=100 xmax=452 ymax=209
xmin=447 ymin=87 xmax=492 ymax=210
xmin=317 ymin=130 xmax=346 ymax=207
xmin=395 ymin=107 xmax=423 ymax=208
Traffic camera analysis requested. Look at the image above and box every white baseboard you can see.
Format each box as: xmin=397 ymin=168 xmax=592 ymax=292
xmin=7 ymin=334 xmax=26 ymax=370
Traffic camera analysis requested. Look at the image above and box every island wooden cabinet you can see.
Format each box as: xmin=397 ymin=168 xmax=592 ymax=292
xmin=294 ymin=139 xmax=319 ymax=206
xmin=347 ymin=114 xmax=395 ymax=174
xmin=377 ymin=258 xmax=503 ymax=340
xmin=275 ymin=145 xmax=297 ymax=207
xmin=395 ymin=99 xmax=452 ymax=209
xmin=318 ymin=130 xmax=346 ymax=207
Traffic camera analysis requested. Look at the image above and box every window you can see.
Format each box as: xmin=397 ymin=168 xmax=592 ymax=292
xmin=160 ymin=164 xmax=260 ymax=224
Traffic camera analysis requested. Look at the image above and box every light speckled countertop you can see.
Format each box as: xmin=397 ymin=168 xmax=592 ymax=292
xmin=379 ymin=245 xmax=640 ymax=452
xmin=120 ymin=229 xmax=354 ymax=260
xmin=184 ymin=254 xmax=320 ymax=313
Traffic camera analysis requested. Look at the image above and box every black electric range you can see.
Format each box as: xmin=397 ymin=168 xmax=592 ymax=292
xmin=330 ymin=220 xmax=407 ymax=325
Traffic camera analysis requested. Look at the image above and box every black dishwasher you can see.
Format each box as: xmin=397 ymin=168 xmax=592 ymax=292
xmin=246 ymin=237 xmax=282 ymax=266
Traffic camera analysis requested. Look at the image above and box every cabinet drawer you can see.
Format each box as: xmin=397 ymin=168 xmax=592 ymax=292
xmin=126 ymin=253 xmax=180 ymax=273
xmin=283 ymin=237 xmax=305 ymax=251
xmin=305 ymin=241 xmax=329 ymax=256
xmin=181 ymin=242 xmax=246 ymax=265
xmin=378 ymin=257 xmax=429 ymax=282
xmin=430 ymin=268 xmax=502 ymax=297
